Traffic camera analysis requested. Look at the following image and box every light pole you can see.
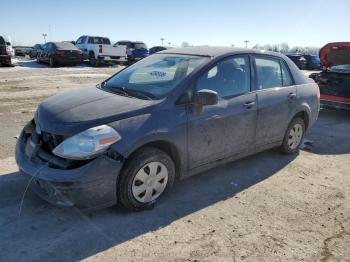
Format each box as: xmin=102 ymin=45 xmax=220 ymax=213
xmin=168 ymin=42 xmax=171 ymax=47
xmin=42 ymin=33 xmax=47 ymax=43
xmin=160 ymin=38 xmax=164 ymax=46
xmin=244 ymin=40 xmax=249 ymax=48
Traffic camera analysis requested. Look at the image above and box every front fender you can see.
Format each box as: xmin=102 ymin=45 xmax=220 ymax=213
xmin=108 ymin=112 xmax=186 ymax=159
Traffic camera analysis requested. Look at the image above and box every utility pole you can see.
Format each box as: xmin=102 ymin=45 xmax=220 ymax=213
xmin=42 ymin=33 xmax=47 ymax=43
xmin=160 ymin=38 xmax=164 ymax=46
xmin=244 ymin=40 xmax=249 ymax=48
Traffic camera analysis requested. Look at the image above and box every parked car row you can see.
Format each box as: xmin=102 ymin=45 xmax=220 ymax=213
xmin=26 ymin=35 xmax=169 ymax=68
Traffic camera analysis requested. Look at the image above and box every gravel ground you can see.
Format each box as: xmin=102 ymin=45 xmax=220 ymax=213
xmin=0 ymin=58 xmax=349 ymax=262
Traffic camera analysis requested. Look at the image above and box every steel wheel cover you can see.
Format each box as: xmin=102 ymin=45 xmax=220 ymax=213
xmin=132 ymin=161 xmax=169 ymax=203
xmin=288 ymin=123 xmax=303 ymax=149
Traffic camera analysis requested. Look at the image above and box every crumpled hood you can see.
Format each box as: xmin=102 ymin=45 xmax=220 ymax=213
xmin=36 ymin=86 xmax=157 ymax=135
xmin=319 ymin=42 xmax=350 ymax=68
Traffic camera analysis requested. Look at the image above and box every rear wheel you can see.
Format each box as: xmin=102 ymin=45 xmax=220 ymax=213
xmin=89 ymin=53 xmax=99 ymax=67
xmin=117 ymin=147 xmax=175 ymax=211
xmin=280 ymin=117 xmax=305 ymax=154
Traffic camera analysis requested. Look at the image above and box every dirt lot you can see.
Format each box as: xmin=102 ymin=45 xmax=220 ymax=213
xmin=0 ymin=58 xmax=349 ymax=262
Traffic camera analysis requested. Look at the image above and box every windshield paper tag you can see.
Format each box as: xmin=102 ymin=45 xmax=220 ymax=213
xmin=149 ymin=71 xmax=166 ymax=78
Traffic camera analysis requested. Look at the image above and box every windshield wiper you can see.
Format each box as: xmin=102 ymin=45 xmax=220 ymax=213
xmin=126 ymin=89 xmax=155 ymax=100
xmin=102 ymin=83 xmax=155 ymax=100
xmin=107 ymin=85 xmax=130 ymax=97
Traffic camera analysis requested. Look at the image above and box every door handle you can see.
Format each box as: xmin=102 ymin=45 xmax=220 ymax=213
xmin=288 ymin=92 xmax=297 ymax=99
xmin=244 ymin=101 xmax=255 ymax=109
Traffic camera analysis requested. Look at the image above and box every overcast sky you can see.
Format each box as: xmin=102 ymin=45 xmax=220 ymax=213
xmin=1 ymin=0 xmax=349 ymax=48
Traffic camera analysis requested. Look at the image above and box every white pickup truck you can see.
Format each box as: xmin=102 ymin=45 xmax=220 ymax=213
xmin=75 ymin=35 xmax=126 ymax=66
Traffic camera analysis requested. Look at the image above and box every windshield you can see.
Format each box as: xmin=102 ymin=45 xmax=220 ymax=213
xmin=330 ymin=64 xmax=350 ymax=72
xmin=54 ymin=42 xmax=78 ymax=50
xmin=103 ymin=54 xmax=209 ymax=99
xmin=0 ymin=37 xmax=5 ymax=45
xmin=133 ymin=43 xmax=148 ymax=50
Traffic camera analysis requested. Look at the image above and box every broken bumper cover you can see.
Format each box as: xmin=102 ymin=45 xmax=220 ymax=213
xmin=15 ymin=132 xmax=124 ymax=210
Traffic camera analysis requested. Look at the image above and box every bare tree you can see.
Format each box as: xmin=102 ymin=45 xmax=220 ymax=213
xmin=279 ymin=42 xmax=289 ymax=53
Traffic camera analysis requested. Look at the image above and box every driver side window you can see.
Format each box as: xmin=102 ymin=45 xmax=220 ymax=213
xmin=196 ymin=56 xmax=251 ymax=98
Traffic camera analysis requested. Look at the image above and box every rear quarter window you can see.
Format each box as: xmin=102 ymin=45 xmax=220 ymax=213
xmin=281 ymin=61 xmax=294 ymax=86
xmin=88 ymin=37 xmax=111 ymax=45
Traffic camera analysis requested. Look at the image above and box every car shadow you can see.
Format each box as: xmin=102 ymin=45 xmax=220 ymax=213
xmin=302 ymin=109 xmax=350 ymax=155
xmin=0 ymin=149 xmax=297 ymax=261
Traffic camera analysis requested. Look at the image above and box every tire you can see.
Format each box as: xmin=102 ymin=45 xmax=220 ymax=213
xmin=118 ymin=147 xmax=175 ymax=211
xmin=49 ymin=57 xmax=56 ymax=68
xmin=89 ymin=53 xmax=99 ymax=67
xmin=280 ymin=117 xmax=305 ymax=154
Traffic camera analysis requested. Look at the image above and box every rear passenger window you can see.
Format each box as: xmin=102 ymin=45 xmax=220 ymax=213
xmin=197 ymin=56 xmax=251 ymax=98
xmin=255 ymin=57 xmax=282 ymax=89
xmin=281 ymin=61 xmax=293 ymax=86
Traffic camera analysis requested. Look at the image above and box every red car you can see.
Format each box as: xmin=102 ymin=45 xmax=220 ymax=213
xmin=310 ymin=42 xmax=350 ymax=110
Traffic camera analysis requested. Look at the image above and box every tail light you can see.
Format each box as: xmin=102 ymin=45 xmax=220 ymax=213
xmin=99 ymin=45 xmax=103 ymax=53
xmin=56 ymin=51 xmax=65 ymax=56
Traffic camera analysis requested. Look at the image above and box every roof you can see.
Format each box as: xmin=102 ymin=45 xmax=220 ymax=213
xmin=158 ymin=46 xmax=283 ymax=58
xmin=116 ymin=40 xmax=145 ymax=43
xmin=81 ymin=35 xmax=110 ymax=39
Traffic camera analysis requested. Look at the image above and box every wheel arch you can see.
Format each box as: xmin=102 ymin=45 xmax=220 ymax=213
xmin=294 ymin=110 xmax=310 ymax=130
xmin=89 ymin=50 xmax=95 ymax=58
xmin=123 ymin=140 xmax=182 ymax=180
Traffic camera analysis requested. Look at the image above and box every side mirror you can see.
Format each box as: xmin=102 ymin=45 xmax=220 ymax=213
xmin=194 ymin=89 xmax=218 ymax=106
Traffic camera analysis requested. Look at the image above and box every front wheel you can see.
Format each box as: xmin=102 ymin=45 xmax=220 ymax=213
xmin=117 ymin=147 xmax=175 ymax=211
xmin=280 ymin=117 xmax=305 ymax=154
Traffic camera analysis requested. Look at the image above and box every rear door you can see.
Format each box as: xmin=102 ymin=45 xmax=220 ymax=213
xmin=253 ymin=55 xmax=297 ymax=145
xmin=187 ymin=55 xmax=257 ymax=169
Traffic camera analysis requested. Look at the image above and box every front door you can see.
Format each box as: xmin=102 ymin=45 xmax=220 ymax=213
xmin=187 ymin=55 xmax=258 ymax=169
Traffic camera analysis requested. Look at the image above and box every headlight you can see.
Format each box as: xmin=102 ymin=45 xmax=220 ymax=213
xmin=52 ymin=125 xmax=121 ymax=160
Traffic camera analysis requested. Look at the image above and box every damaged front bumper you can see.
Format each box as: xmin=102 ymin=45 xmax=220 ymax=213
xmin=15 ymin=131 xmax=124 ymax=210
